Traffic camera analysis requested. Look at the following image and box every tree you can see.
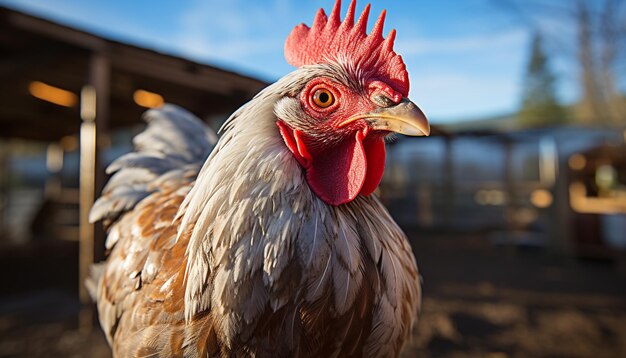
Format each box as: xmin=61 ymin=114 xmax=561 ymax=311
xmin=495 ymin=0 xmax=626 ymax=125
xmin=518 ymin=33 xmax=568 ymax=127
xmin=575 ymin=0 xmax=626 ymax=123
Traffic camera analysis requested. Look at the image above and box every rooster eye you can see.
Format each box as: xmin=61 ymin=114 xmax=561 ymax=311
xmin=312 ymin=89 xmax=334 ymax=108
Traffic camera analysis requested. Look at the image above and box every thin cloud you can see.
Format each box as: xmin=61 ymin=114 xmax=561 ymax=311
xmin=410 ymin=71 xmax=521 ymax=121
xmin=398 ymin=29 xmax=527 ymax=56
xmin=174 ymin=0 xmax=287 ymax=65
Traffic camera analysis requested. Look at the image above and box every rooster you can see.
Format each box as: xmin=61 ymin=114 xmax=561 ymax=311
xmin=88 ymin=0 xmax=429 ymax=356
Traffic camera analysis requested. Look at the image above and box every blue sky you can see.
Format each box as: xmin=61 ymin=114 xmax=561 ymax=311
xmin=0 ymin=0 xmax=579 ymax=123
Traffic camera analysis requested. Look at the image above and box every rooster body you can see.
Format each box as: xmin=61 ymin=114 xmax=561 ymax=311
xmin=90 ymin=1 xmax=428 ymax=357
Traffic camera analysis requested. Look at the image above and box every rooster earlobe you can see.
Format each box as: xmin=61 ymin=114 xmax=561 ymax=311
xmin=277 ymin=121 xmax=311 ymax=168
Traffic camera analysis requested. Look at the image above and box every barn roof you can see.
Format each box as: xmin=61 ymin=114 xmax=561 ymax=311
xmin=0 ymin=6 xmax=269 ymax=141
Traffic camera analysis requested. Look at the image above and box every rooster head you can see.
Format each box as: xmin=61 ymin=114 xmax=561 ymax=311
xmin=276 ymin=0 xmax=429 ymax=206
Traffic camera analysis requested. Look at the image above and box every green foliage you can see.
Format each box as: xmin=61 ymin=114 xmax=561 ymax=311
xmin=518 ymin=34 xmax=568 ymax=128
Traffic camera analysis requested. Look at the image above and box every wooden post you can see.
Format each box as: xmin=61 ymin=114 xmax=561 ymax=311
xmin=417 ymin=182 xmax=433 ymax=227
xmin=92 ymin=53 xmax=109 ymax=264
xmin=79 ymin=85 xmax=96 ymax=308
xmin=0 ymin=140 xmax=7 ymax=241
xmin=552 ymin=141 xmax=572 ymax=255
xmin=503 ymin=139 xmax=516 ymax=231
xmin=443 ymin=136 xmax=455 ymax=228
xmin=79 ymin=52 xmax=109 ymax=329
xmin=45 ymin=142 xmax=63 ymax=200
xmin=538 ymin=136 xmax=564 ymax=252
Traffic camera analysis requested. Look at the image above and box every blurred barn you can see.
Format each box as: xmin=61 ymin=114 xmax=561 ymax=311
xmin=0 ymin=6 xmax=267 ymax=306
xmin=382 ymin=126 xmax=626 ymax=260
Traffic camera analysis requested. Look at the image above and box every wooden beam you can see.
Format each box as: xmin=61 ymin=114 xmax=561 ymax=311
xmin=78 ymin=52 xmax=110 ymax=330
xmin=6 ymin=10 xmax=107 ymax=51
xmin=0 ymin=48 xmax=85 ymax=79
xmin=111 ymin=47 xmax=234 ymax=95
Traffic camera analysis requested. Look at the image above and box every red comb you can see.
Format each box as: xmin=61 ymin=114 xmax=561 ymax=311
xmin=285 ymin=0 xmax=409 ymax=96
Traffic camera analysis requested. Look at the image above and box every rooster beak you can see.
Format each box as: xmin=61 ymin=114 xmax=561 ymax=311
xmin=338 ymin=98 xmax=430 ymax=136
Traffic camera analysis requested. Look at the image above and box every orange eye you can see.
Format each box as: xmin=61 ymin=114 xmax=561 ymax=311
xmin=312 ymin=88 xmax=334 ymax=108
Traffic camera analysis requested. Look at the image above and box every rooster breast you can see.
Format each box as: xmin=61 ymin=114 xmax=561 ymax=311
xmin=91 ymin=104 xmax=420 ymax=357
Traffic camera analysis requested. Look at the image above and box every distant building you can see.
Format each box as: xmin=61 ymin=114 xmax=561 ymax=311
xmin=382 ymin=125 xmax=626 ymax=259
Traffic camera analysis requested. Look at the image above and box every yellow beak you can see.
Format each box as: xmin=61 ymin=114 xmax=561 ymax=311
xmin=338 ymin=98 xmax=430 ymax=136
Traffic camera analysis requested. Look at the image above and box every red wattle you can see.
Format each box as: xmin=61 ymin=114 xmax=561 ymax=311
xmin=277 ymin=121 xmax=387 ymax=206
xmin=306 ymin=131 xmax=367 ymax=206
xmin=360 ymin=137 xmax=386 ymax=196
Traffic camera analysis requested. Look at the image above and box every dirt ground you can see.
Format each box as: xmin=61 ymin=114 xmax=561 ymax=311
xmin=1 ymin=232 xmax=625 ymax=358
xmin=402 ymin=232 xmax=626 ymax=358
